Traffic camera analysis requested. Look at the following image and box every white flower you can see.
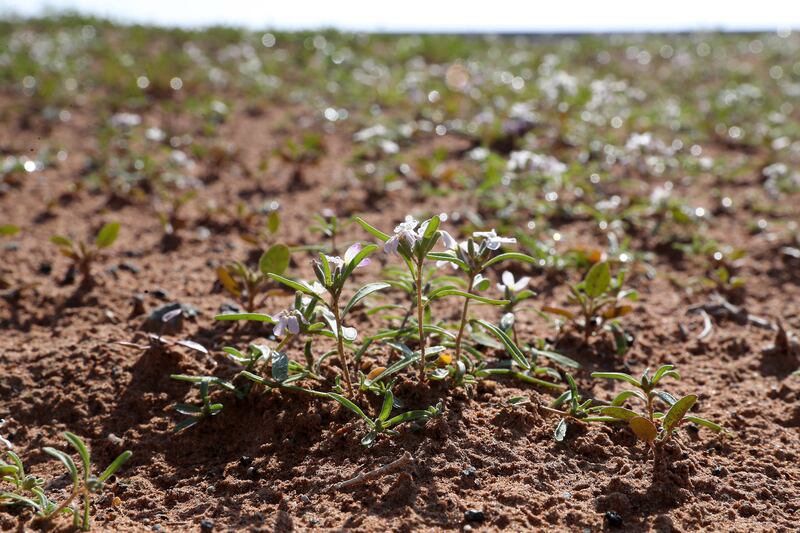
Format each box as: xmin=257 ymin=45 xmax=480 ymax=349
xmin=440 ymin=230 xmax=457 ymax=250
xmin=344 ymin=243 xmax=371 ymax=268
xmin=473 ymin=229 xmax=517 ymax=250
xmin=497 ymin=271 xmax=530 ymax=293
xmin=273 ymin=310 xmax=300 ymax=337
xmin=384 ymin=216 xmax=420 ymax=254
xmin=325 ymin=243 xmax=371 ymax=269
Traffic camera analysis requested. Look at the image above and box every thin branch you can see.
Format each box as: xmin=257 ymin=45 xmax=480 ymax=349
xmin=326 ymin=451 xmax=413 ymax=492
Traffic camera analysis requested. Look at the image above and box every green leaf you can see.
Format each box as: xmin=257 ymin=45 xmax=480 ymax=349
xmin=50 ymin=235 xmax=73 ymax=247
xmin=554 ymin=418 xmax=568 ymax=442
xmin=214 ymin=312 xmax=276 ymax=323
xmin=685 ymin=415 xmax=724 ymax=432
xmin=343 ymin=282 xmax=390 ymax=315
xmin=267 ymin=273 xmax=319 ymax=297
xmin=584 ymin=261 xmax=610 ymax=298
xmin=0 ymin=224 xmax=20 ymax=236
xmin=354 ymin=216 xmax=390 ymax=242
xmin=259 ymin=244 xmax=291 ymax=276
xmin=379 ymin=390 xmax=394 ymax=422
xmin=63 ymin=432 xmax=90 ymax=482
xmin=472 ymin=319 xmax=529 ymax=370
xmin=483 ymin=252 xmax=538 ymax=268
xmin=267 ymin=210 xmax=281 ymax=234
xmin=663 ymin=394 xmax=697 ymax=434
xmin=599 ymin=406 xmax=639 ymax=422
xmin=317 ymin=252 xmax=332 ymax=285
xmin=0 ymin=492 xmax=41 ymax=511
xmin=422 ymin=216 xmax=440 ymax=238
xmin=427 ymin=252 xmax=469 ymax=271
xmin=610 ymin=389 xmax=647 ymax=406
xmin=529 ymin=347 xmax=580 ymax=369
xmin=97 ymin=451 xmax=132 ymax=482
xmin=328 ymin=393 xmax=374 ymax=427
xmin=591 ymin=371 xmax=641 ymax=388
xmin=430 ymin=289 xmax=509 ymax=306
xmin=95 ymin=222 xmax=120 ymax=248
xmin=43 ymin=448 xmax=78 ymax=486
xmin=651 ymin=364 xmax=680 ymax=385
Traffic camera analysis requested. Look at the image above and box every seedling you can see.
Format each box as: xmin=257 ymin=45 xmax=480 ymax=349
xmin=50 ymin=222 xmax=120 ymax=284
xmin=329 ymin=389 xmax=442 ymax=446
xmin=309 ymin=211 xmax=342 ymax=255
xmin=591 ymin=365 xmax=723 ymax=449
xmin=216 ymin=243 xmax=290 ymax=312
xmin=170 ymin=376 xmax=234 ymax=431
xmin=541 ymin=374 xmax=615 ymax=442
xmin=543 ymin=262 xmax=637 ymax=344
xmin=2 ymin=433 xmax=131 ymax=531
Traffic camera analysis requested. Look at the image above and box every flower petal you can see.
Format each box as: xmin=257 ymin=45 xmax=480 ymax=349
xmin=344 ymin=243 xmax=361 ymax=264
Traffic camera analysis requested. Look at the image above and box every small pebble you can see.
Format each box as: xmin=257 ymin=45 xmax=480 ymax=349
xmin=200 ymin=518 xmax=214 ymax=532
xmin=605 ymin=511 xmax=623 ymax=527
xmin=464 ymin=509 xmax=485 ymax=523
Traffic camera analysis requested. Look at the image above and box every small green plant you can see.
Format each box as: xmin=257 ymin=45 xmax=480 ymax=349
xmin=50 ymin=222 xmax=120 ymax=284
xmin=216 ymin=243 xmax=291 ymax=312
xmin=541 ymin=374 xmax=615 ymax=442
xmin=543 ymin=261 xmax=637 ymax=344
xmin=356 ymin=215 xmax=460 ymax=381
xmin=329 ymin=389 xmax=442 ymax=446
xmin=269 ymin=242 xmax=386 ymax=395
xmin=170 ymin=376 xmax=233 ymax=431
xmin=591 ymin=365 xmax=724 ymax=449
xmin=310 ymin=210 xmax=343 ymax=255
xmin=1 ymin=432 xmax=131 ymax=531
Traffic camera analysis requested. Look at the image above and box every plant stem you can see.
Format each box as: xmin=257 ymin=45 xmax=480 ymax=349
xmin=453 ymin=273 xmax=476 ymax=363
xmin=416 ymin=261 xmax=426 ymax=382
xmin=82 ymin=488 xmax=90 ymax=530
xmin=331 ymin=297 xmax=354 ymax=395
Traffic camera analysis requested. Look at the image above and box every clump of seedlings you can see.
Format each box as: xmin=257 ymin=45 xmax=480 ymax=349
xmin=216 ymin=243 xmax=291 ymax=312
xmin=50 ymin=222 xmax=120 ymax=285
xmin=591 ymin=365 xmax=724 ymax=461
xmin=1 ymin=432 xmax=131 ymax=531
xmin=543 ymin=261 xmax=638 ymax=344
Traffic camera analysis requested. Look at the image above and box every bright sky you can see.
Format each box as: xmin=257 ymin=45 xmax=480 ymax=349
xmin=3 ymin=0 xmax=799 ymax=32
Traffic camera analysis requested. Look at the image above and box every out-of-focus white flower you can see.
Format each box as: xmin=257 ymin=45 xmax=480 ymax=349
xmin=473 ymin=229 xmax=516 ymax=250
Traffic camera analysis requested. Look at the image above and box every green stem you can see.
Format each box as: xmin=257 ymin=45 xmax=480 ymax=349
xmin=331 ymin=297 xmax=354 ymax=395
xmin=416 ymin=261 xmax=427 ymax=382
xmin=453 ymin=273 xmax=476 ymax=363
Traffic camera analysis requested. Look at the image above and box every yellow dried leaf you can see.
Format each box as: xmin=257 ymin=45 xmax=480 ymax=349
xmin=216 ymin=266 xmax=240 ymax=297
xmin=629 ymin=416 xmax=658 ymax=443
xmin=366 ymin=367 xmax=386 ymax=381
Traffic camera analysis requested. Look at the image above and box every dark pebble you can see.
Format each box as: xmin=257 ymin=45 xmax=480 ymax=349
xmin=247 ymin=466 xmax=259 ymax=479
xmin=462 ymin=466 xmax=476 ymax=477
xmin=151 ymin=288 xmax=169 ymax=300
xmin=119 ymin=262 xmax=140 ymax=274
xmin=220 ymin=302 xmax=243 ymax=314
xmin=239 ymin=456 xmax=253 ymax=467
xmin=712 ymin=466 xmax=726 ymax=477
xmin=38 ymin=262 xmax=52 ymax=275
xmin=605 ymin=511 xmax=623 ymax=527
xmin=200 ymin=518 xmax=214 ymax=532
xmin=464 ymin=509 xmax=485 ymax=523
